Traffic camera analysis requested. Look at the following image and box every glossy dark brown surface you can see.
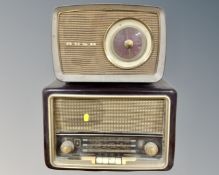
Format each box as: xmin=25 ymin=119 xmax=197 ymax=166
xmin=43 ymin=80 xmax=177 ymax=171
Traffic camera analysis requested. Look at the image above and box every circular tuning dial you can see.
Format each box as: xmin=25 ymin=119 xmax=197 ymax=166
xmin=104 ymin=19 xmax=152 ymax=69
xmin=144 ymin=142 xmax=159 ymax=157
xmin=60 ymin=140 xmax=74 ymax=154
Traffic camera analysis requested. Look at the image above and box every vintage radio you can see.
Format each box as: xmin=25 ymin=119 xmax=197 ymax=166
xmin=52 ymin=4 xmax=166 ymax=82
xmin=43 ymin=80 xmax=176 ymax=170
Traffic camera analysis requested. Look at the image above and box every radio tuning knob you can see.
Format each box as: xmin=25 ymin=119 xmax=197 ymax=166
xmin=124 ymin=39 xmax=134 ymax=49
xmin=60 ymin=140 xmax=74 ymax=154
xmin=144 ymin=142 xmax=159 ymax=157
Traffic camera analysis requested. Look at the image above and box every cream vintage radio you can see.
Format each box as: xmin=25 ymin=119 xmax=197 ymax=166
xmin=43 ymin=80 xmax=176 ymax=170
xmin=52 ymin=4 xmax=166 ymax=82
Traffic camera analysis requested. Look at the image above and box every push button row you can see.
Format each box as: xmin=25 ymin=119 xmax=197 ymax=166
xmin=96 ymin=157 xmax=122 ymax=164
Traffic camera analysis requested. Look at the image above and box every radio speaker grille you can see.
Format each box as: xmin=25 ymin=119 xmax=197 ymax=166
xmin=53 ymin=97 xmax=166 ymax=134
xmin=57 ymin=9 xmax=160 ymax=75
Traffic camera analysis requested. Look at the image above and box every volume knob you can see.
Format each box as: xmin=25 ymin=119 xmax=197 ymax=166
xmin=144 ymin=142 xmax=158 ymax=157
xmin=60 ymin=140 xmax=74 ymax=154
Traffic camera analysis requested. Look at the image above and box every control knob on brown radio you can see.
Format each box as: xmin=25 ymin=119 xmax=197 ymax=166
xmin=144 ymin=142 xmax=159 ymax=157
xmin=60 ymin=140 xmax=75 ymax=154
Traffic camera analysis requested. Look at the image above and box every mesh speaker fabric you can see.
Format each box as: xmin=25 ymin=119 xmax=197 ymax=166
xmin=57 ymin=10 xmax=160 ymax=75
xmin=53 ymin=97 xmax=166 ymax=134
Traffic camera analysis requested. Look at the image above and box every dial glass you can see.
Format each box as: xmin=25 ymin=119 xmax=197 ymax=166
xmin=113 ymin=27 xmax=147 ymax=61
xmin=104 ymin=19 xmax=152 ymax=69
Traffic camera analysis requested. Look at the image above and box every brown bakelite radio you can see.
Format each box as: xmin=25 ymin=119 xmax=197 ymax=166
xmin=52 ymin=4 xmax=166 ymax=82
xmin=43 ymin=81 xmax=176 ymax=170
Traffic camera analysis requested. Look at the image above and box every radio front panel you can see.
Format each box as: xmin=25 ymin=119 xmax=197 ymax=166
xmin=43 ymin=89 xmax=175 ymax=170
xmin=52 ymin=4 xmax=166 ymax=82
